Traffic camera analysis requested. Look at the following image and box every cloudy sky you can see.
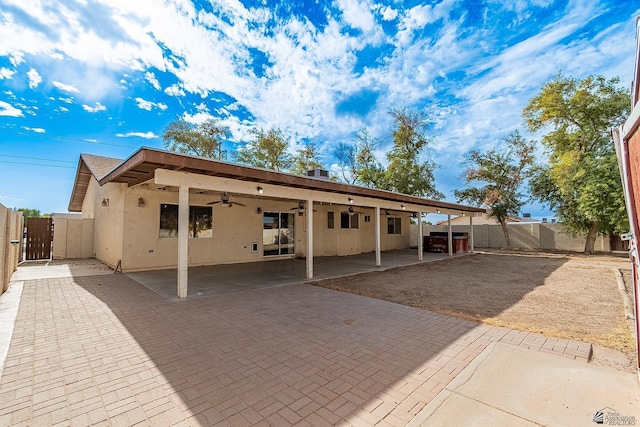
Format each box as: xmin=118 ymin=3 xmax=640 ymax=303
xmin=0 ymin=0 xmax=638 ymax=217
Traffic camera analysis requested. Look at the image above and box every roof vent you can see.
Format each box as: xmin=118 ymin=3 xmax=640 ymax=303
xmin=307 ymin=169 xmax=330 ymax=180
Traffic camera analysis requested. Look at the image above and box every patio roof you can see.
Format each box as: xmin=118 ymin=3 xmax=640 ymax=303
xmin=69 ymin=146 xmax=486 ymax=214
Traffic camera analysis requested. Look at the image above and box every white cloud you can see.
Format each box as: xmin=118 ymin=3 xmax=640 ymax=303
xmin=52 ymin=81 xmax=80 ymax=94
xmin=59 ymin=97 xmax=74 ymax=104
xmin=82 ymin=102 xmax=107 ymax=113
xmin=336 ymin=0 xmax=377 ymax=33
xmin=378 ymin=5 xmax=398 ymax=21
xmin=164 ymin=84 xmax=185 ymax=97
xmin=27 ymin=68 xmax=42 ymax=88
xmin=182 ymin=111 xmax=214 ymax=124
xmin=116 ymin=131 xmax=157 ymax=139
xmin=0 ymin=67 xmax=15 ymax=79
xmin=57 ymin=106 xmax=69 ymax=112
xmin=145 ymin=71 xmax=161 ymax=90
xmin=0 ymin=100 xmax=23 ymax=117
xmin=22 ymin=126 xmax=46 ymax=133
xmin=135 ymin=97 xmax=168 ymax=111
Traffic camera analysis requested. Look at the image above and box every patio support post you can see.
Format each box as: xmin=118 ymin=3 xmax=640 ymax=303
xmin=375 ymin=206 xmax=381 ymax=267
xmin=469 ymin=214 xmax=474 ymax=252
xmin=418 ymin=212 xmax=423 ymax=261
xmin=177 ymin=186 xmax=189 ymax=299
xmin=448 ymin=214 xmax=453 ymax=257
xmin=306 ymin=198 xmax=313 ymax=279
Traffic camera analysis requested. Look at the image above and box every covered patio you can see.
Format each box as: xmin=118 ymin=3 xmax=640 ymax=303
xmin=126 ymin=249 xmax=463 ymax=302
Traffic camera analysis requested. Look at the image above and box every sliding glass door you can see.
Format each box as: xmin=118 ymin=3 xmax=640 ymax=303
xmin=263 ymin=212 xmax=295 ymax=256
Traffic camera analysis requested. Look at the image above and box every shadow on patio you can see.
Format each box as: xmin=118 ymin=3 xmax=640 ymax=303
xmin=125 ymin=249 xmax=457 ymax=301
xmin=0 ymin=252 xmax=579 ymax=426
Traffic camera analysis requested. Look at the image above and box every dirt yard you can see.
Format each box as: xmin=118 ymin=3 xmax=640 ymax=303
xmin=313 ymin=251 xmax=637 ymax=372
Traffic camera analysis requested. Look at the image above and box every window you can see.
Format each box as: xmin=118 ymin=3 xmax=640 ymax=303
xmin=387 ymin=217 xmax=402 ymax=234
xmin=340 ymin=212 xmax=359 ymax=229
xmin=328 ymin=211 xmax=334 ymax=229
xmin=364 ymin=215 xmax=371 ymax=222
xmin=159 ymin=204 xmax=212 ymax=238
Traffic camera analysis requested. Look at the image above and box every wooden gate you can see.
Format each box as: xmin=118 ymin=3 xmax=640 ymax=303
xmin=26 ymin=218 xmax=53 ymax=260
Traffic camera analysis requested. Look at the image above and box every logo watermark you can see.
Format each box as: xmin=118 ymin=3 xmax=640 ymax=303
xmin=593 ymin=407 xmax=636 ymax=425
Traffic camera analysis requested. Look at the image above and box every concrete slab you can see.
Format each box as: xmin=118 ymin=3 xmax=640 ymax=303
xmin=409 ymin=342 xmax=640 ymax=426
xmin=127 ymin=249 xmax=456 ymax=301
xmin=11 ymin=259 xmax=114 ymax=280
xmin=0 ymin=273 xmax=595 ymax=426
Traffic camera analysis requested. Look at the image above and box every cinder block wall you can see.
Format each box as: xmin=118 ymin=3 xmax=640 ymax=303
xmin=411 ymin=222 xmax=611 ymax=252
xmin=52 ymin=218 xmax=95 ymax=259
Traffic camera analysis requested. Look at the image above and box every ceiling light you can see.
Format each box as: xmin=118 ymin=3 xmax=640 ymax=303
xmin=257 ymin=186 xmax=263 ymax=194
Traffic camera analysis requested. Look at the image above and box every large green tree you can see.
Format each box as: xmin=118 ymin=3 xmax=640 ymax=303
xmin=163 ymin=118 xmax=229 ymax=160
xmin=523 ymin=74 xmax=630 ymax=253
xmin=290 ymin=142 xmax=324 ymax=175
xmin=454 ymin=132 xmax=535 ymax=249
xmin=386 ymin=107 xmax=443 ymax=199
xmin=333 ymin=127 xmax=386 ymax=187
xmin=14 ymin=208 xmax=41 ymax=221
xmin=235 ymin=128 xmax=292 ymax=171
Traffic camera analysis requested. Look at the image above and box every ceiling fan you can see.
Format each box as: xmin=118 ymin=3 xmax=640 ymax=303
xmin=207 ymin=192 xmax=246 ymax=207
xmin=290 ymin=200 xmax=317 ymax=215
xmin=341 ymin=206 xmax=364 ymax=216
xmin=381 ymin=209 xmax=414 ymax=218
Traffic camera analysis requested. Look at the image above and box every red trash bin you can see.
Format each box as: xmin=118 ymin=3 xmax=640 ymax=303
xmin=453 ymin=236 xmax=469 ymax=253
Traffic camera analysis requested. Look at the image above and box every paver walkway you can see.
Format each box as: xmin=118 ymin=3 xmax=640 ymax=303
xmin=0 ymin=272 xmax=591 ymax=426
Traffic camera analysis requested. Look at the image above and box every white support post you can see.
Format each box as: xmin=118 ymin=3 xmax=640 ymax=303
xmin=469 ymin=215 xmax=474 ymax=252
xmin=306 ymin=198 xmax=313 ymax=279
xmin=448 ymin=214 xmax=453 ymax=257
xmin=375 ymin=206 xmax=381 ymax=267
xmin=177 ymin=186 xmax=189 ymax=299
xmin=418 ymin=212 xmax=423 ymax=261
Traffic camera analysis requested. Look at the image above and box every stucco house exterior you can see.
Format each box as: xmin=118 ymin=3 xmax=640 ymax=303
xmin=68 ymin=147 xmax=484 ymax=298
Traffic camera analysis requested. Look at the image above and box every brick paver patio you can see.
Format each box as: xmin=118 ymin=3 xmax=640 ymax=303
xmin=0 ymin=274 xmax=591 ymax=426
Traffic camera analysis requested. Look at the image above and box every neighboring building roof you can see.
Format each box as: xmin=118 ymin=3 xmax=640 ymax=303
xmin=68 ymin=147 xmax=487 ymax=214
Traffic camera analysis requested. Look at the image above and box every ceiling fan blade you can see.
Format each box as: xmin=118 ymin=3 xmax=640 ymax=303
xmin=232 ymin=202 xmax=246 ymax=207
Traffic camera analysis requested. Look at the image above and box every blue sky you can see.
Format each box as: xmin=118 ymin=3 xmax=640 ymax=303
xmin=0 ymin=0 xmax=638 ymax=218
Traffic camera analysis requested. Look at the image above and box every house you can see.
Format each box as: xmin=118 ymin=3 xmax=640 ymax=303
xmin=68 ymin=147 xmax=485 ymax=298
xmin=611 ymin=16 xmax=640 ymax=374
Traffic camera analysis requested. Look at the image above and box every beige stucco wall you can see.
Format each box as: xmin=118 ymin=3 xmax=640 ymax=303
xmin=82 ymin=178 xmax=125 ymax=269
xmin=113 ymin=188 xmax=411 ymax=272
xmin=120 ymin=188 xmax=267 ymax=271
xmin=52 ymin=217 xmax=94 ymax=259
xmin=413 ymin=222 xmax=610 ymax=252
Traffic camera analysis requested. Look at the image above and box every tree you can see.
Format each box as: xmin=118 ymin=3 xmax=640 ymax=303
xmin=235 ymin=128 xmax=292 ymax=171
xmin=333 ymin=141 xmax=358 ymax=184
xmin=353 ymin=127 xmax=387 ymax=188
xmin=454 ymin=132 xmax=535 ymax=249
xmin=523 ymin=74 xmax=630 ymax=253
xmin=385 ymin=107 xmax=443 ymax=199
xmin=333 ymin=128 xmax=385 ymax=186
xmin=163 ymin=118 xmax=229 ymax=160
xmin=14 ymin=208 xmax=41 ymax=221
xmin=290 ymin=142 xmax=324 ymax=175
